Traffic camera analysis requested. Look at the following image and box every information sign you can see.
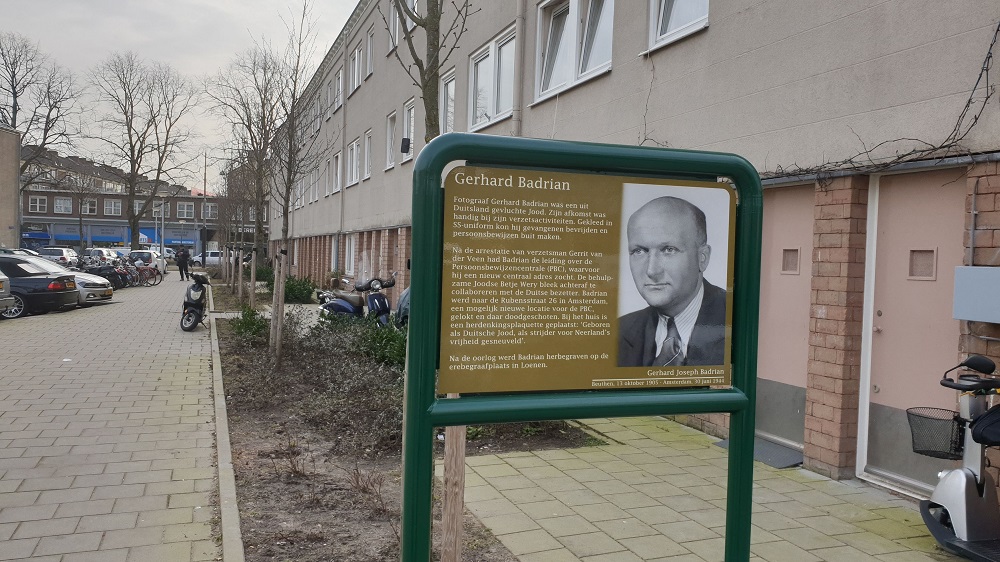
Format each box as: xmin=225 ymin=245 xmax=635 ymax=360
xmin=440 ymin=166 xmax=736 ymax=393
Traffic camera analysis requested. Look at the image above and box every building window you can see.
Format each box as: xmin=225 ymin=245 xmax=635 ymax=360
xmin=203 ymin=202 xmax=218 ymax=219
xmin=104 ymin=199 xmax=121 ymax=216
xmin=152 ymin=201 xmax=169 ymax=218
xmin=177 ymin=202 xmax=195 ymax=219
xmin=402 ymin=98 xmax=416 ymax=161
xmin=347 ymin=137 xmax=361 ymax=185
xmin=82 ymin=199 xmax=98 ymax=215
xmin=134 ymin=200 xmax=145 ymax=216
xmin=388 ymin=3 xmax=400 ymax=49
xmin=538 ymin=0 xmax=613 ymax=98
xmin=404 ymin=0 xmax=418 ymax=31
xmin=54 ymin=197 xmax=72 ymax=214
xmin=441 ymin=70 xmax=456 ymax=134
xmin=325 ymin=158 xmax=332 ymax=196
xmin=470 ymin=27 xmax=515 ymax=129
xmin=28 ymin=196 xmax=47 ymax=213
xmin=386 ymin=111 xmax=396 ymax=169
xmin=344 ymin=234 xmax=356 ymax=274
xmin=366 ymin=27 xmax=375 ymax=76
xmin=349 ymin=44 xmax=363 ymax=93
xmin=334 ymin=69 xmax=343 ymax=108
xmin=332 ymin=152 xmax=342 ymax=193
xmin=650 ymin=0 xmax=708 ymax=51
xmin=363 ymin=129 xmax=373 ymax=179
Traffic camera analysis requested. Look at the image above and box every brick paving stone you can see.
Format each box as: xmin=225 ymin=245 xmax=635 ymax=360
xmin=0 ymin=282 xmax=220 ymax=561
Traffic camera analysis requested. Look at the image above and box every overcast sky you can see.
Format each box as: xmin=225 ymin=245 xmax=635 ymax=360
xmin=8 ymin=0 xmax=354 ymax=191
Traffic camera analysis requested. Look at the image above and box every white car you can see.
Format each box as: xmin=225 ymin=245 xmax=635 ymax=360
xmin=191 ymin=251 xmax=222 ymax=267
xmin=128 ymin=250 xmax=168 ymax=272
xmin=38 ymin=247 xmax=80 ymax=268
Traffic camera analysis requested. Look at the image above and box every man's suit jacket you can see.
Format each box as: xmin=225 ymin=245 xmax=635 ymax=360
xmin=617 ymin=280 xmax=727 ymax=367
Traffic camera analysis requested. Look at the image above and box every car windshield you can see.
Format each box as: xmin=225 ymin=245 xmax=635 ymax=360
xmin=23 ymin=256 xmax=70 ymax=273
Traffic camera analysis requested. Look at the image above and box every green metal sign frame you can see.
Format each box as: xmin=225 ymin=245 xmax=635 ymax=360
xmin=404 ymin=133 xmax=762 ymax=561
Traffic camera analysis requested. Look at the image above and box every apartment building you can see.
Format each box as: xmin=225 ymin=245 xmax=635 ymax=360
xmin=273 ymin=0 xmax=1000 ymax=493
xmin=19 ymin=147 xmax=224 ymax=251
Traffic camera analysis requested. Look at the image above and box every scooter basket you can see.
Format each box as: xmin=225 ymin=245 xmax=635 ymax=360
xmin=906 ymin=407 xmax=963 ymax=460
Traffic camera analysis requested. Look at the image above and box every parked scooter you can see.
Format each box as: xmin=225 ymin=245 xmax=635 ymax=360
xmin=908 ymin=355 xmax=1000 ymax=561
xmin=180 ymin=272 xmax=211 ymax=331
xmin=318 ymin=272 xmax=396 ymax=325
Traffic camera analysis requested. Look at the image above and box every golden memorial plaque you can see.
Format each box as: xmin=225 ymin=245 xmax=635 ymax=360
xmin=438 ymin=166 xmax=735 ymax=394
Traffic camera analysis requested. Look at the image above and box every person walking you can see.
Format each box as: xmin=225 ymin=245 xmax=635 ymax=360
xmin=176 ymin=246 xmax=191 ymax=281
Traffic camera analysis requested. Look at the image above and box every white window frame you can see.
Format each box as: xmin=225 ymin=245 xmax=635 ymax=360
xmin=363 ymin=129 xmax=373 ymax=179
xmin=332 ymin=152 xmax=342 ymax=193
xmin=385 ymin=111 xmax=397 ymax=169
xmin=535 ymin=0 xmax=614 ymax=101
xmin=152 ymin=201 xmax=169 ymax=218
xmin=402 ymin=98 xmax=416 ymax=162
xmin=440 ymin=69 xmax=456 ymax=134
xmin=82 ymin=199 xmax=98 ymax=215
xmin=648 ymin=0 xmax=708 ymax=53
xmin=325 ymin=158 xmax=333 ymax=196
xmin=334 ymin=69 xmax=343 ymax=109
xmin=177 ymin=201 xmax=195 ymax=219
xmin=347 ymin=137 xmax=361 ymax=186
xmin=54 ymin=196 xmax=72 ymax=214
xmin=366 ymin=27 xmax=375 ymax=77
xmin=469 ymin=27 xmax=516 ymax=131
xmin=350 ymin=43 xmax=363 ymax=92
xmin=134 ymin=200 xmax=145 ymax=216
xmin=344 ymin=234 xmax=356 ymax=275
xmin=388 ymin=3 xmax=400 ymax=50
xmin=202 ymin=202 xmax=218 ymax=220
xmin=405 ymin=0 xmax=418 ymax=31
xmin=104 ymin=199 xmax=121 ymax=217
xmin=28 ymin=195 xmax=47 ymax=213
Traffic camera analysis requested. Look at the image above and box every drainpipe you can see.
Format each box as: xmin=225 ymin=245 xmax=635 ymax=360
xmin=511 ymin=0 xmax=527 ymax=137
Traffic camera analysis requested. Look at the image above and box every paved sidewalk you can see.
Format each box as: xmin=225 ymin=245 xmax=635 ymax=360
xmin=0 ymin=276 xmax=220 ymax=561
xmin=451 ymin=417 xmax=963 ymax=562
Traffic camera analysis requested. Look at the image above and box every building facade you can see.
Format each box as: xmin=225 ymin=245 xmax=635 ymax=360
xmin=19 ymin=148 xmax=228 ymax=253
xmin=272 ymin=0 xmax=1000 ymax=492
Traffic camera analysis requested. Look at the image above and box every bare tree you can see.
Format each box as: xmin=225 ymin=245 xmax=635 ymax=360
xmin=267 ymin=1 xmax=330 ymax=363
xmin=63 ymin=173 xmax=102 ymax=254
xmin=388 ymin=0 xmax=475 ymax=143
xmin=206 ymin=45 xmax=284 ymax=258
xmin=90 ymin=52 xmax=198 ymax=249
xmin=0 ymin=32 xmax=83 ymax=235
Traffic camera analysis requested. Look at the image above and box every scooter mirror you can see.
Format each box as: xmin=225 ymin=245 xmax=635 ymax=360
xmin=961 ymin=355 xmax=996 ymax=375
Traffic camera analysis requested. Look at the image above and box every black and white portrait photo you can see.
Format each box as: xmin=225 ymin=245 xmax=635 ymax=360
xmin=617 ymin=183 xmax=732 ymax=368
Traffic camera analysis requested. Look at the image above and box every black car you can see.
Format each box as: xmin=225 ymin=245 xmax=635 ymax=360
xmin=0 ymin=256 xmax=80 ymax=319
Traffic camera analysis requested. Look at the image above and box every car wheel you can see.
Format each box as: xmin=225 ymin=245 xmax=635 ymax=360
xmin=2 ymin=294 xmax=28 ymax=319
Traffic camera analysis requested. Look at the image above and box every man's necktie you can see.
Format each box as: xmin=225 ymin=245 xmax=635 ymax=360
xmin=655 ymin=317 xmax=685 ymax=366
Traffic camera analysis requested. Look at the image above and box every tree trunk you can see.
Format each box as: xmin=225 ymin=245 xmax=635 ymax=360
xmin=249 ymin=251 xmax=257 ymax=309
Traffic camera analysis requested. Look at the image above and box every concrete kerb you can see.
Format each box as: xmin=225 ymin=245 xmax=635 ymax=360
xmin=208 ymin=285 xmax=246 ymax=562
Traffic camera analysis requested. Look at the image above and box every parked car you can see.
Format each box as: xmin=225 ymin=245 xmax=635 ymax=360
xmin=37 ymin=247 xmax=79 ymax=268
xmin=0 ymin=256 xmax=79 ymax=319
xmin=0 ymin=248 xmax=41 ymax=257
xmin=84 ymin=248 xmax=121 ymax=264
xmin=0 ymin=269 xmax=13 ymax=313
xmin=22 ymin=256 xmax=113 ymax=307
xmin=191 ymin=250 xmax=222 ymax=267
xmin=128 ymin=250 xmax=167 ymax=272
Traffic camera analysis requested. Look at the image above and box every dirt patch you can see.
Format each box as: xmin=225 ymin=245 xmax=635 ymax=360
xmin=218 ymin=314 xmax=601 ymax=561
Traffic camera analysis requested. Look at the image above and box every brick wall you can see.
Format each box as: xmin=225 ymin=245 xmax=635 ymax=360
xmin=802 ymin=175 xmax=868 ymax=479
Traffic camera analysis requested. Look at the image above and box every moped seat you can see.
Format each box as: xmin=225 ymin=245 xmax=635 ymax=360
xmin=334 ymin=291 xmax=364 ymax=308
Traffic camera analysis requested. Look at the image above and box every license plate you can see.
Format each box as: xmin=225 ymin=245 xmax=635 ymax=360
xmin=66 ymin=281 xmax=76 ymax=289
xmin=103 ymin=289 xmax=113 ymax=296
xmin=0 ymin=280 xmax=3 ymax=291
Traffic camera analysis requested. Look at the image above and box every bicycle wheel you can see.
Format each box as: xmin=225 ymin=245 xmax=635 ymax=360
xmin=141 ymin=268 xmax=155 ymax=287
xmin=152 ymin=268 xmax=163 ymax=285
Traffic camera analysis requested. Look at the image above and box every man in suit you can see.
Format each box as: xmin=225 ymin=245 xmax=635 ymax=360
xmin=618 ymin=196 xmax=726 ymax=367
